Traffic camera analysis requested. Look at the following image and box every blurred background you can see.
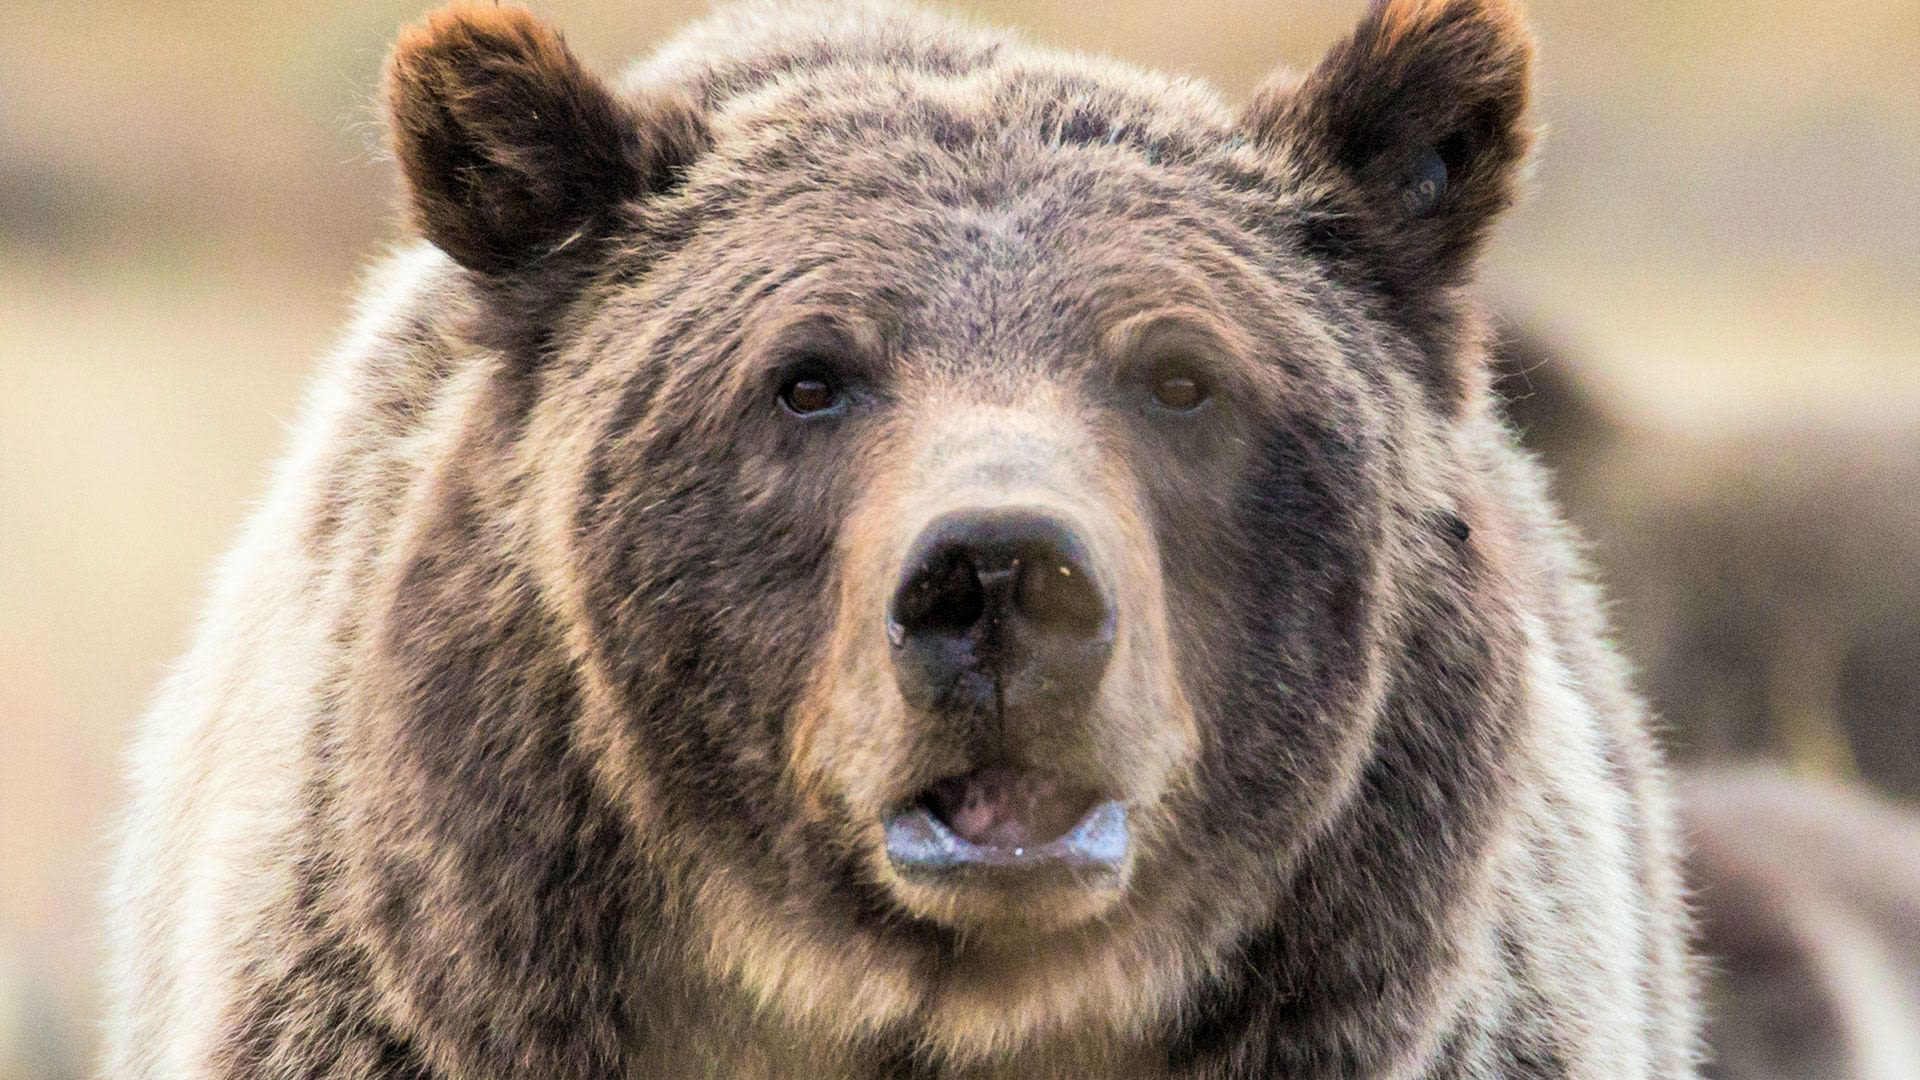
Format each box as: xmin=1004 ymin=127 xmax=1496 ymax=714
xmin=2 ymin=1 xmax=1915 ymax=1076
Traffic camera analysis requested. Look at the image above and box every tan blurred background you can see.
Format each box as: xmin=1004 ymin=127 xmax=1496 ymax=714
xmin=3 ymin=1 xmax=1916 ymax=1075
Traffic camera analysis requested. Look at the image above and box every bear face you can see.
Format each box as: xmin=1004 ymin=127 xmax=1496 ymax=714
xmin=567 ymin=137 xmax=1394 ymax=934
xmin=370 ymin=0 xmax=1542 ymax=1062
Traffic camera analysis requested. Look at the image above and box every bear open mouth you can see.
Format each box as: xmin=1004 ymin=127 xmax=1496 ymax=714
xmin=883 ymin=766 xmax=1129 ymax=880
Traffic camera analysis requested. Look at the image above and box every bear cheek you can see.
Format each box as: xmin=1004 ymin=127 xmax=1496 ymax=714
xmin=1075 ymin=477 xmax=1204 ymax=843
xmin=783 ymin=463 xmax=927 ymax=827
xmin=1158 ymin=415 xmax=1393 ymax=831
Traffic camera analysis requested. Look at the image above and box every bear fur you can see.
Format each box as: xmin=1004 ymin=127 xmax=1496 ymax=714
xmin=106 ymin=1 xmax=1698 ymax=1076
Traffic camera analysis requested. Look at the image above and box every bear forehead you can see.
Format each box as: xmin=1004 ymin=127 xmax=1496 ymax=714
xmin=625 ymin=0 xmax=1235 ymax=131
xmin=708 ymin=65 xmax=1237 ymax=169
xmin=633 ymin=158 xmax=1309 ymax=380
xmin=590 ymin=4 xmax=1379 ymax=389
xmin=643 ymin=76 xmax=1302 ymax=321
xmin=625 ymin=1 xmax=1265 ymax=199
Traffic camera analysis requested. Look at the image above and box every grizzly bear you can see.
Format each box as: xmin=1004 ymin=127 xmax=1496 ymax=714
xmin=105 ymin=1 xmax=1698 ymax=1076
xmin=1682 ymin=770 xmax=1920 ymax=1080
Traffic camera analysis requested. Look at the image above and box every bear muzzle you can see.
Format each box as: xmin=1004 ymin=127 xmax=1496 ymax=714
xmin=880 ymin=507 xmax=1132 ymax=886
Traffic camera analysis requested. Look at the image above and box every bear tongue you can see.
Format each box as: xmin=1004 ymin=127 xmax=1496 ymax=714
xmin=923 ymin=767 xmax=1099 ymax=850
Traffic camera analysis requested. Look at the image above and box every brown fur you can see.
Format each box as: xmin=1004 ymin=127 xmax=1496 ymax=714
xmin=106 ymin=3 xmax=1697 ymax=1076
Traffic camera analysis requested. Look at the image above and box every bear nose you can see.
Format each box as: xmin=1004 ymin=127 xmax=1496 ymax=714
xmin=887 ymin=508 xmax=1115 ymax=716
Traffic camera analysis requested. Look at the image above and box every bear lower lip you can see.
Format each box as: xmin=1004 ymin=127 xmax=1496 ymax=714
xmin=923 ymin=766 xmax=1102 ymax=849
xmin=883 ymin=768 xmax=1128 ymax=879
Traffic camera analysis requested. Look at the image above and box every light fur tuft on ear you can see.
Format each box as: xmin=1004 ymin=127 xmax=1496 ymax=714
xmin=384 ymin=3 xmax=708 ymax=275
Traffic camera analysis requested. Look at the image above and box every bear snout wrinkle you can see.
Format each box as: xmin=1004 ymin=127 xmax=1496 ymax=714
xmin=887 ymin=507 xmax=1116 ymax=718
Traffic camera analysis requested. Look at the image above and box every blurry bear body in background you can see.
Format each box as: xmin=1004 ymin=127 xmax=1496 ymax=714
xmin=1683 ymin=770 xmax=1920 ymax=1080
xmin=1491 ymin=318 xmax=1920 ymax=799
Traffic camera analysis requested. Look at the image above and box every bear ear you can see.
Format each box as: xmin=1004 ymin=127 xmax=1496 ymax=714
xmin=384 ymin=3 xmax=707 ymax=276
xmin=1240 ymin=0 xmax=1534 ymax=298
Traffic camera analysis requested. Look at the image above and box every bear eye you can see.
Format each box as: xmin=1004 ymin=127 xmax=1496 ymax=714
xmin=1149 ymin=362 xmax=1209 ymax=412
xmin=779 ymin=373 xmax=840 ymax=415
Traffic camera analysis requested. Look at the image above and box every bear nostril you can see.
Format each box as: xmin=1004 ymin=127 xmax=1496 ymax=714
xmin=1015 ymin=557 xmax=1108 ymax=637
xmin=891 ymin=548 xmax=986 ymax=637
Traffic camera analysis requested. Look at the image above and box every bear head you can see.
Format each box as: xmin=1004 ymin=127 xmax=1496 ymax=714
xmin=372 ymin=0 xmax=1536 ymax=1062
